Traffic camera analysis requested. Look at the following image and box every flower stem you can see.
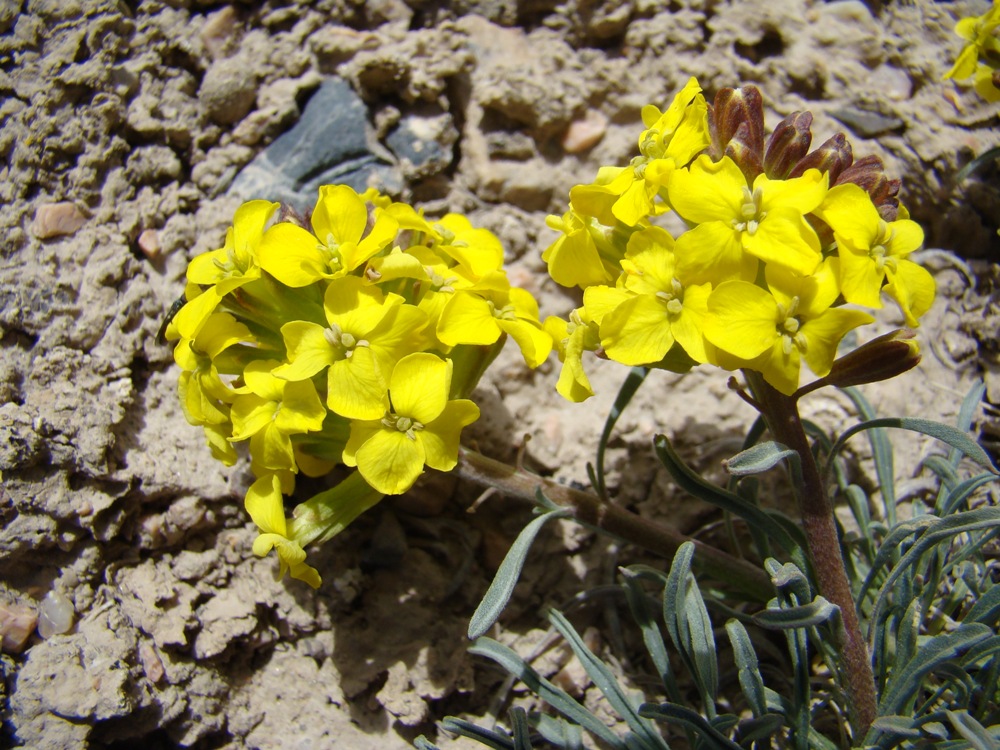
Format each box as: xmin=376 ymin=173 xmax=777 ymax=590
xmin=455 ymin=447 xmax=774 ymax=603
xmin=746 ymin=371 xmax=878 ymax=738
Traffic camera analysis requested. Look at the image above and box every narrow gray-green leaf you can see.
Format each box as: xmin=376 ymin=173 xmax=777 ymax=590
xmin=468 ymin=508 xmax=572 ymax=639
xmin=638 ymin=703 xmax=742 ymax=750
xmin=439 ymin=718 xmax=513 ymax=750
xmin=878 ymin=624 xmax=993 ymax=716
xmin=594 ymin=367 xmax=649 ymax=499
xmin=724 ymin=441 xmax=797 ymax=476
xmin=867 ymin=508 xmax=1000 ymax=634
xmin=965 ymin=583 xmax=1000 ymax=626
xmin=725 ymin=619 xmax=767 ymax=718
xmin=469 ymin=638 xmax=626 ymax=748
xmin=621 ymin=568 xmax=676 ymax=699
xmin=946 ymin=709 xmax=1000 ymax=750
xmin=753 ymin=598 xmax=838 ymax=630
xmin=841 ymin=386 xmax=897 ymax=526
xmin=664 ymin=542 xmax=719 ymax=715
xmin=549 ymin=609 xmax=669 ymax=750
xmin=655 ymin=435 xmax=808 ymax=570
xmin=828 ymin=417 xmax=997 ymax=477
xmin=532 ymin=715 xmax=583 ymax=750
xmin=413 ymin=735 xmax=442 ymax=750
xmin=508 ymin=707 xmax=533 ymax=750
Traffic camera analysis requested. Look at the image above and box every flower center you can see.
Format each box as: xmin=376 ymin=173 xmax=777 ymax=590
xmin=488 ymin=300 xmax=518 ymax=321
xmin=870 ymin=220 xmax=897 ymax=274
xmin=316 ymin=232 xmax=344 ymax=273
xmin=732 ymin=186 xmax=766 ymax=235
xmin=776 ymin=296 xmax=808 ymax=355
xmin=381 ymin=412 xmax=424 ymax=440
xmin=654 ymin=278 xmax=686 ymax=317
xmin=323 ymin=323 xmax=369 ymax=358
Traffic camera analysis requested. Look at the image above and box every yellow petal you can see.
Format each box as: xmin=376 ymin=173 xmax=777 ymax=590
xmin=704 ymin=281 xmax=779 ymax=360
xmin=354 ymin=429 xmax=424 ymax=495
xmin=389 ymin=353 xmax=451 ymax=425
xmin=258 ymin=223 xmax=333 ymax=287
xmin=245 ymin=475 xmax=288 ymax=536
xmin=421 ymin=400 xmax=480 ymax=471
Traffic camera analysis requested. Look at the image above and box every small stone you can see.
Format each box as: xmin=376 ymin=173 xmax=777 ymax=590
xmin=30 ymin=202 xmax=86 ymax=239
xmin=0 ymin=602 xmax=38 ymax=654
xmin=199 ymin=55 xmax=258 ymax=126
xmin=200 ymin=6 xmax=239 ymax=60
xmin=562 ymin=110 xmax=608 ymax=154
xmin=137 ymin=229 xmax=161 ymax=259
xmin=138 ymin=640 xmax=165 ymax=684
xmin=37 ymin=590 xmax=74 ymax=639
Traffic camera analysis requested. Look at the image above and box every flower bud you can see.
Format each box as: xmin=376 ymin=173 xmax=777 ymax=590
xmin=710 ymin=86 xmax=764 ymax=164
xmin=764 ymin=111 xmax=813 ymax=179
xmin=802 ymin=329 xmax=920 ymax=394
xmin=725 ymin=121 xmax=765 ymax=183
xmin=788 ymin=132 xmax=853 ymax=183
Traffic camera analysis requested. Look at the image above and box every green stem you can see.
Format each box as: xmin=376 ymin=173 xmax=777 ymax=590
xmin=745 ymin=371 xmax=878 ymax=739
xmin=455 ymin=447 xmax=774 ymax=603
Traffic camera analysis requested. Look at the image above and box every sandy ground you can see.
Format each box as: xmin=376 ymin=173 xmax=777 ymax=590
xmin=1 ymin=0 xmax=998 ymax=747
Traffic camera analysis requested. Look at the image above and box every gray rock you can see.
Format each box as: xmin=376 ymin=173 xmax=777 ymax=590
xmin=385 ymin=111 xmax=457 ymax=179
xmin=198 ymin=55 xmax=258 ymax=126
xmin=228 ymin=77 xmax=400 ymax=212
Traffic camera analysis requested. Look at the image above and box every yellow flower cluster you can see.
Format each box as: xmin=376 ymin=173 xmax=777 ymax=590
xmin=544 ymin=78 xmax=935 ymax=401
xmin=945 ymin=0 xmax=1000 ymax=102
xmin=167 ymin=186 xmax=550 ymax=586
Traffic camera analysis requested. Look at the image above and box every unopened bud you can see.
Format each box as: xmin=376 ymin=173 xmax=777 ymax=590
xmin=800 ymin=329 xmax=920 ymax=395
xmin=788 ymin=133 xmax=853 ymax=183
xmin=711 ymin=86 xmax=765 ymax=164
xmin=725 ymin=121 xmax=765 ymax=184
xmin=764 ymin=111 xmax=813 ymax=179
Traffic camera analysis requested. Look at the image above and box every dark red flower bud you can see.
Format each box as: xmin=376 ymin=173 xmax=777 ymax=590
xmin=798 ymin=329 xmax=920 ymax=396
xmin=711 ymin=86 xmax=765 ymax=164
xmin=764 ymin=111 xmax=813 ymax=179
xmin=726 ymin=121 xmax=765 ymax=183
xmin=788 ymin=133 xmax=853 ymax=183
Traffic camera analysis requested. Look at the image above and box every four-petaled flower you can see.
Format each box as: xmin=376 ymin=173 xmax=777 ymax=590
xmin=704 ymin=261 xmax=874 ymax=395
xmin=343 ymin=353 xmax=480 ymax=495
xmin=815 ymin=183 xmax=934 ymax=327
xmin=245 ymin=474 xmax=322 ymax=588
xmin=669 ymin=155 xmax=828 ymax=282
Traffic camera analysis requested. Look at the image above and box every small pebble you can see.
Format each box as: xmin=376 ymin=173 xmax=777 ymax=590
xmin=562 ymin=110 xmax=608 ymax=154
xmin=0 ymin=602 xmax=38 ymax=654
xmin=138 ymin=228 xmax=161 ymax=259
xmin=37 ymin=590 xmax=75 ymax=639
xmin=200 ymin=6 xmax=238 ymax=60
xmin=199 ymin=55 xmax=258 ymax=126
xmin=30 ymin=202 xmax=86 ymax=239
xmin=139 ymin=640 xmax=165 ymax=684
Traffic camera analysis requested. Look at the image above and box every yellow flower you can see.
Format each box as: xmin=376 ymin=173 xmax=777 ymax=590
xmin=814 ymin=183 xmax=934 ymax=326
xmin=437 ymin=285 xmax=553 ymax=369
xmin=704 ymin=261 xmax=873 ymax=395
xmin=545 ymin=309 xmax=601 ymax=403
xmin=173 ymin=200 xmax=278 ymax=338
xmin=229 ymin=360 xmax=326 ymax=472
xmin=257 ymin=185 xmax=398 ymax=287
xmin=174 ymin=312 xmax=254 ymax=427
xmin=273 ymin=276 xmax=429 ymax=420
xmin=668 ymin=155 xmax=828 ymax=282
xmin=584 ymin=226 xmax=713 ymax=366
xmin=542 ymin=208 xmax=620 ymax=290
xmin=565 ymin=77 xmax=710 ymax=227
xmin=342 ymin=353 xmax=480 ymax=495
xmin=245 ymin=475 xmax=321 ymax=588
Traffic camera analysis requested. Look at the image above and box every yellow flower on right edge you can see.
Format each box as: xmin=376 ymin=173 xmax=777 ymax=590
xmin=945 ymin=0 xmax=1000 ymax=102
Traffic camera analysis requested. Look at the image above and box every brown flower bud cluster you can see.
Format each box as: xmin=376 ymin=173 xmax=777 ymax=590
xmin=706 ymin=86 xmax=901 ymax=221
